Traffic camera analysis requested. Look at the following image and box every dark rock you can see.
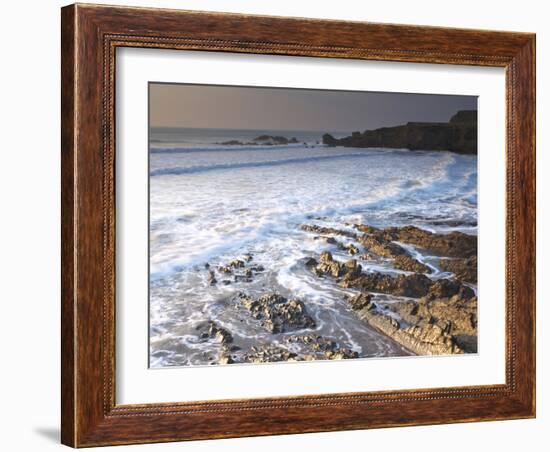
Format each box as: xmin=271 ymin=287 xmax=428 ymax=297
xmin=237 ymin=293 xmax=316 ymax=333
xmin=284 ymin=334 xmax=359 ymax=360
xmin=314 ymin=252 xmax=362 ymax=279
xmin=243 ymin=253 xmax=254 ymax=262
xmin=241 ymin=345 xmax=299 ymax=363
xmin=252 ymin=135 xmax=296 ymax=145
xmin=454 ymin=335 xmax=478 ymax=353
xmin=427 ymin=278 xmax=475 ymax=300
xmin=450 ymin=110 xmax=477 ymax=124
xmin=354 ymin=223 xmax=476 ymax=258
xmin=195 ymin=321 xmax=233 ymax=344
xmin=354 ymin=224 xmax=380 ymax=234
xmin=359 ymin=234 xmax=406 ymax=258
xmin=322 ymin=133 xmax=338 ymax=146
xmin=341 ymin=243 xmax=360 ymax=255
xmin=393 ymin=255 xmax=431 ymax=273
xmin=340 ymin=272 xmax=432 ymax=298
xmin=347 ymin=293 xmax=373 ymax=311
xmin=313 ymin=235 xmax=339 ymax=245
xmin=233 ymin=268 xmax=254 ymax=283
xmin=322 ymin=110 xmax=477 ymax=155
xmin=358 ymin=252 xmax=378 ymax=261
xmin=218 ymin=259 xmax=246 ymax=274
xmin=234 ymin=273 xmax=252 ymax=283
xmin=355 ymin=308 xmax=463 ymax=355
xmin=304 ymin=257 xmax=318 ymax=267
xmin=341 ymin=270 xmax=473 ymax=300
xmin=220 ymin=140 xmax=244 ymax=145
xmin=218 ymin=354 xmax=235 ymax=365
xmin=231 ymin=333 xmax=359 ymax=364
xmin=439 ymin=256 xmax=478 ymax=283
xmin=301 ymin=224 xmax=357 ymax=238
xmin=207 ymin=270 xmax=217 ymax=285
xmin=427 ymin=296 xmax=477 ymax=337
xmin=382 ymin=225 xmax=477 ymax=258
xmin=384 ymin=294 xmax=478 ymax=352
xmin=324 ymin=349 xmax=359 ymax=360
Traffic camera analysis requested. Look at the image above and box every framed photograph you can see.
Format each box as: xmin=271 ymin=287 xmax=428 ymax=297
xmin=61 ymin=3 xmax=536 ymax=447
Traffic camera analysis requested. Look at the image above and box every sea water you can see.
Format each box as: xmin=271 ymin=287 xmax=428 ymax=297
xmin=149 ymin=128 xmax=477 ymax=367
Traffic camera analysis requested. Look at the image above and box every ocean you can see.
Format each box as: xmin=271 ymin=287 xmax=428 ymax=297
xmin=149 ymin=127 xmax=478 ymax=367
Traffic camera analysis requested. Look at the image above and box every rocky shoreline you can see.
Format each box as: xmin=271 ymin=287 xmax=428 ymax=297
xmin=303 ymin=223 xmax=478 ymax=355
xmin=185 ymin=220 xmax=477 ymax=365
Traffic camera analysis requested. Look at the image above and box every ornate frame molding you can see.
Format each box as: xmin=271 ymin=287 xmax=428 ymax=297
xmin=62 ymin=4 xmax=535 ymax=447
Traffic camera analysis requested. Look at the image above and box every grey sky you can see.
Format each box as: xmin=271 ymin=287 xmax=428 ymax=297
xmin=150 ymin=83 xmax=477 ymax=132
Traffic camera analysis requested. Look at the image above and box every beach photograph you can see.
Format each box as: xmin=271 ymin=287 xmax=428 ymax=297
xmin=148 ymin=83 xmax=478 ymax=368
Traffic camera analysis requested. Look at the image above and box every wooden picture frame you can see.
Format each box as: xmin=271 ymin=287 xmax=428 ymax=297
xmin=61 ymin=3 xmax=535 ymax=447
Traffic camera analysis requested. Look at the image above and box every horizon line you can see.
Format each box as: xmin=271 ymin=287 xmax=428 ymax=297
xmin=149 ymin=126 xmax=356 ymax=133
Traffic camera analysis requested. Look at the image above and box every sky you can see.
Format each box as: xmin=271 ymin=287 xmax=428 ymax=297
xmin=150 ymin=83 xmax=477 ymax=132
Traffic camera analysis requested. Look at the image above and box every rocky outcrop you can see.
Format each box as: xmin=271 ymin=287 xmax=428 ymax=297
xmin=303 ymin=221 xmax=477 ymax=356
xmin=217 ymin=333 xmax=359 ymax=365
xmin=213 ymin=256 xmax=264 ymax=284
xmin=312 ymin=252 xmax=362 ymax=279
xmin=393 ymin=254 xmax=431 ymax=273
xmin=207 ymin=270 xmax=217 ymax=285
xmin=307 ymin=242 xmax=473 ymax=299
xmin=355 ymin=307 xmax=463 ymax=355
xmin=344 ymin=289 xmax=472 ymax=355
xmin=387 ymin=296 xmax=477 ymax=336
xmin=340 ymin=242 xmax=359 ymax=255
xmin=301 ymin=224 xmax=357 ymax=238
xmin=381 ymin=294 xmax=478 ymax=353
xmin=218 ymin=259 xmax=245 ymax=273
xmin=439 ymin=256 xmax=478 ymax=283
xmin=346 ymin=293 xmax=373 ymax=311
xmin=355 ymin=224 xmax=476 ymax=258
xmin=220 ymin=135 xmax=299 ymax=146
xmin=236 ymin=293 xmax=316 ymax=333
xmin=358 ymin=234 xmax=406 ymax=258
xmin=214 ymin=218 xmax=477 ymax=365
xmin=322 ymin=110 xmax=477 ymax=154
xmin=239 ymin=345 xmax=299 ymax=363
xmin=340 ymin=270 xmax=474 ymax=300
xmin=220 ymin=140 xmax=248 ymax=146
xmin=383 ymin=226 xmax=477 ymax=258
xmin=426 ymin=277 xmax=474 ymax=300
xmin=195 ymin=321 xmax=233 ymax=344
xmin=312 ymin=234 xmax=360 ymax=255
xmin=253 ymin=135 xmax=299 ymax=145
xmin=314 ymin=235 xmax=339 ymax=245
xmin=226 ymin=334 xmax=359 ymax=364
xmin=284 ymin=334 xmax=359 ymax=360
xmin=339 ymin=271 xmax=433 ymax=298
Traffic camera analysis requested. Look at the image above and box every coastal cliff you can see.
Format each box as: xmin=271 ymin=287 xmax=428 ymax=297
xmin=323 ymin=110 xmax=477 ymax=154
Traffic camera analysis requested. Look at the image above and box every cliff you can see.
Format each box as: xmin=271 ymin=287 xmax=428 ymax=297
xmin=323 ymin=110 xmax=477 ymax=154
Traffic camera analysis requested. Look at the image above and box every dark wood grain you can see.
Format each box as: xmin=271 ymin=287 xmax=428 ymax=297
xmin=60 ymin=5 xmax=76 ymax=447
xmin=61 ymin=3 xmax=536 ymax=447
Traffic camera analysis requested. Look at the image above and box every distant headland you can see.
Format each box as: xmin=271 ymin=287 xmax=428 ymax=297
xmin=322 ymin=110 xmax=477 ymax=154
